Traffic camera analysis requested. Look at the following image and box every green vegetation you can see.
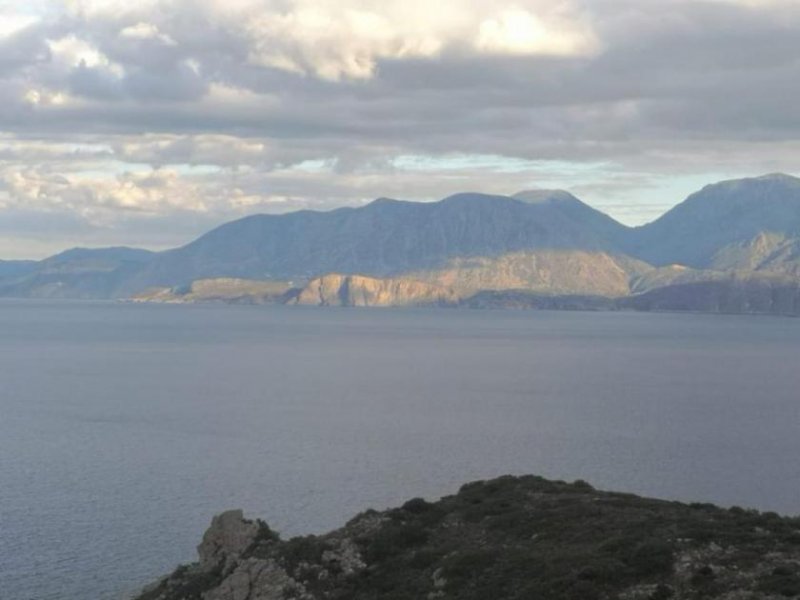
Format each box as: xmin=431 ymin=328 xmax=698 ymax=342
xmin=134 ymin=475 xmax=800 ymax=600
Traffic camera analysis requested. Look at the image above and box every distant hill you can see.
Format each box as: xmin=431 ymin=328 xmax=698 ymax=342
xmin=0 ymin=247 xmax=155 ymax=299
xmin=0 ymin=260 xmax=37 ymax=280
xmin=621 ymin=273 xmax=800 ymax=316
xmin=6 ymin=174 xmax=800 ymax=314
xmin=626 ymin=173 xmax=800 ymax=272
xmin=122 ymin=191 xmax=628 ymax=293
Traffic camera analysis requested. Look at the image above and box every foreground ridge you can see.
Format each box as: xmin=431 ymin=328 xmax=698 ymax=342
xmin=135 ymin=475 xmax=800 ymax=600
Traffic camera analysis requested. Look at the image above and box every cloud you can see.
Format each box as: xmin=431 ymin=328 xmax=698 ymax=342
xmin=0 ymin=0 xmax=799 ymax=256
xmin=118 ymin=22 xmax=175 ymax=45
xmin=477 ymin=7 xmax=597 ymax=56
xmin=48 ymin=34 xmax=117 ymax=70
xmin=0 ymin=14 xmax=39 ymax=38
xmin=58 ymin=0 xmax=600 ymax=81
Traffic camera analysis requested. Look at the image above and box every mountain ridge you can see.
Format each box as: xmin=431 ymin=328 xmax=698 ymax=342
xmin=626 ymin=173 xmax=800 ymax=269
xmin=120 ymin=190 xmax=626 ymax=294
xmin=4 ymin=173 xmax=800 ymax=312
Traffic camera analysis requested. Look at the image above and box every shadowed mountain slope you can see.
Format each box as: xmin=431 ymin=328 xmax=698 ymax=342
xmin=122 ymin=191 xmax=629 ymax=293
xmin=621 ymin=273 xmax=800 ymax=316
xmin=513 ymin=188 xmax=625 ymax=243
xmin=626 ymin=173 xmax=800 ymax=272
xmin=0 ymin=260 xmax=37 ymax=280
xmin=0 ymin=247 xmax=155 ymax=299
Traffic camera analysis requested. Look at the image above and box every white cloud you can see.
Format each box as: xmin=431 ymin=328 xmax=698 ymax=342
xmin=477 ymin=8 xmax=597 ymax=56
xmin=240 ymin=2 xmax=450 ymax=80
xmin=58 ymin=0 xmax=599 ymax=80
xmin=48 ymin=34 xmax=123 ymax=75
xmin=63 ymin=0 xmax=159 ymax=18
xmin=0 ymin=13 xmax=39 ymax=38
xmin=0 ymin=165 xmax=208 ymax=223
xmin=119 ymin=21 xmax=176 ymax=45
xmin=114 ymin=134 xmax=269 ymax=167
xmin=236 ymin=0 xmax=598 ymax=80
xmin=708 ymin=0 xmax=796 ymax=6
xmin=23 ymin=88 xmax=69 ymax=106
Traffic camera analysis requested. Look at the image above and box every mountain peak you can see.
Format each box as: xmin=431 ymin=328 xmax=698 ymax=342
xmin=440 ymin=192 xmax=516 ymax=204
xmin=754 ymin=172 xmax=798 ymax=183
xmin=702 ymin=172 xmax=800 ymax=193
xmin=512 ymin=189 xmax=581 ymax=206
xmin=629 ymin=173 xmax=800 ymax=269
xmin=44 ymin=246 xmax=155 ymax=264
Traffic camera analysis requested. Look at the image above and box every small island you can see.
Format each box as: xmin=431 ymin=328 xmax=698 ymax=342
xmin=135 ymin=475 xmax=800 ymax=600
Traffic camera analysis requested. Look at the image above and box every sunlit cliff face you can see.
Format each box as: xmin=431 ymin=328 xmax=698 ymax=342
xmin=1 ymin=0 xmax=800 ymax=257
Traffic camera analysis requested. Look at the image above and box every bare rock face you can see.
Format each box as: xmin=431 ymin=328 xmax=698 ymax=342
xmin=409 ymin=250 xmax=644 ymax=298
xmin=203 ymin=558 xmax=311 ymax=600
xmin=320 ymin=537 xmax=366 ymax=576
xmin=198 ymin=510 xmax=261 ymax=573
xmin=294 ymin=273 xmax=459 ymax=307
xmin=290 ymin=250 xmax=648 ymax=308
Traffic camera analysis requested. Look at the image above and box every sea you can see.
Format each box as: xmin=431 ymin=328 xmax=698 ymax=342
xmin=1 ymin=300 xmax=798 ymax=600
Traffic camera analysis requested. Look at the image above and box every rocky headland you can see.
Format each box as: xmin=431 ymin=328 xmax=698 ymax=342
xmin=131 ymin=269 xmax=800 ymax=316
xmin=134 ymin=475 xmax=800 ymax=600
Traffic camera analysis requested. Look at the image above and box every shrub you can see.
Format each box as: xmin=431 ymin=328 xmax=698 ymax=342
xmin=362 ymin=522 xmax=429 ymax=562
xmin=627 ymin=540 xmax=674 ymax=577
xmin=401 ymin=497 xmax=432 ymax=514
xmin=758 ymin=564 xmax=800 ymax=597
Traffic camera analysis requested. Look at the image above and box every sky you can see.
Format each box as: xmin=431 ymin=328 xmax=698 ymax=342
xmin=1 ymin=0 xmax=799 ymax=259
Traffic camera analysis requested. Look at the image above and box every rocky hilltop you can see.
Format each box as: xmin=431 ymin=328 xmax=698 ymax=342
xmin=134 ymin=475 xmax=800 ymax=600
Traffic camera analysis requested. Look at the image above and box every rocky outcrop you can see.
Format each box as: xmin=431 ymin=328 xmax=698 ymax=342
xmin=134 ymin=475 xmax=800 ymax=600
xmin=293 ymin=273 xmax=459 ymax=307
xmin=135 ymin=508 xmax=383 ymax=600
xmin=197 ymin=510 xmax=261 ymax=572
xmin=131 ymin=250 xmax=645 ymax=308
xmin=202 ymin=558 xmax=312 ymax=600
xmin=284 ymin=250 xmax=648 ymax=308
xmin=410 ymin=250 xmax=648 ymax=298
xmin=128 ymin=263 xmax=800 ymax=317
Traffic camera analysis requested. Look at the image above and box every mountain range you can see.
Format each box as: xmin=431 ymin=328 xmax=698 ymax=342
xmin=3 ymin=173 xmax=800 ymax=315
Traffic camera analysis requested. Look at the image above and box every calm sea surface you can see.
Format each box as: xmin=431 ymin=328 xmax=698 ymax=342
xmin=1 ymin=301 xmax=799 ymax=600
